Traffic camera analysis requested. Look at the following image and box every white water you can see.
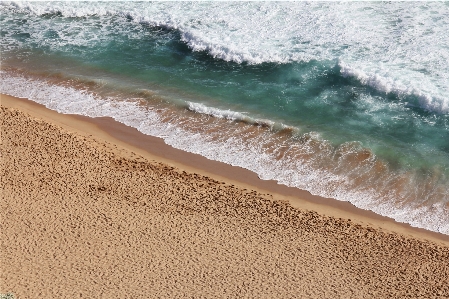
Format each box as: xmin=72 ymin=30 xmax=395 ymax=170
xmin=1 ymin=1 xmax=448 ymax=114
xmin=2 ymin=72 xmax=448 ymax=235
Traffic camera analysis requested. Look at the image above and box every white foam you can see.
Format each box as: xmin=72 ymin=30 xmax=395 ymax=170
xmin=187 ymin=101 xmax=279 ymax=128
xmin=187 ymin=101 xmax=249 ymax=121
xmin=1 ymin=72 xmax=448 ymax=235
xmin=339 ymin=60 xmax=449 ymax=114
xmin=2 ymin=1 xmax=448 ymax=114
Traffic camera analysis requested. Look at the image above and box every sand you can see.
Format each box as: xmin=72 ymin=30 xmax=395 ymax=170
xmin=1 ymin=94 xmax=449 ymax=298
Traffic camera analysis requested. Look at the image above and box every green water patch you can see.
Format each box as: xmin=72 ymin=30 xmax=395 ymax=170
xmin=2 ymin=17 xmax=448 ymax=176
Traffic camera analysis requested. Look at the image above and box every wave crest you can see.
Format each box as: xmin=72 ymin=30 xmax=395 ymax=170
xmin=1 ymin=72 xmax=448 ymax=235
xmin=338 ymin=60 xmax=449 ymax=114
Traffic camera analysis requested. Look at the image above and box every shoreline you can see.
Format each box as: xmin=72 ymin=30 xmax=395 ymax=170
xmin=2 ymin=93 xmax=449 ymax=298
xmin=2 ymin=93 xmax=448 ymax=245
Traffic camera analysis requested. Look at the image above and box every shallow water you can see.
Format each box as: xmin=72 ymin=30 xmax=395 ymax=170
xmin=1 ymin=1 xmax=448 ymax=234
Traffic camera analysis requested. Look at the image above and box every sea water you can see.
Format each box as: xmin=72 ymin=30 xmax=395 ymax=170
xmin=1 ymin=1 xmax=448 ymax=234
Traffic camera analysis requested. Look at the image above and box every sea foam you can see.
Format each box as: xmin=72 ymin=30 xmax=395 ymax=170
xmin=338 ymin=60 xmax=449 ymax=114
xmin=1 ymin=72 xmax=448 ymax=235
xmin=2 ymin=1 xmax=448 ymax=114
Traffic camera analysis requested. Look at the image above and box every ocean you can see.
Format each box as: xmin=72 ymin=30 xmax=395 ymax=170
xmin=1 ymin=1 xmax=448 ymax=234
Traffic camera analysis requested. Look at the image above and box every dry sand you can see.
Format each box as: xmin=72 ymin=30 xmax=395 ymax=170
xmin=1 ymin=94 xmax=449 ymax=298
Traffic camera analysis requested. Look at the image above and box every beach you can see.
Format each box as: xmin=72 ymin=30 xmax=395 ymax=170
xmin=2 ymin=1 xmax=449 ymax=235
xmin=1 ymin=93 xmax=449 ymax=298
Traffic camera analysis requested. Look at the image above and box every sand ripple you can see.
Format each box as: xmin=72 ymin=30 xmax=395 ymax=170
xmin=1 ymin=107 xmax=449 ymax=298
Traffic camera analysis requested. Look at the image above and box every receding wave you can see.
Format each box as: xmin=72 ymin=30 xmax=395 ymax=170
xmin=1 ymin=72 xmax=448 ymax=235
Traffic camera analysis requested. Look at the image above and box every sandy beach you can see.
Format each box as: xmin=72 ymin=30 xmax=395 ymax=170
xmin=1 ymin=94 xmax=449 ymax=298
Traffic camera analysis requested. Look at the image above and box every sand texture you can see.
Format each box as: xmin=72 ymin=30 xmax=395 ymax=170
xmin=1 ymin=105 xmax=449 ymax=298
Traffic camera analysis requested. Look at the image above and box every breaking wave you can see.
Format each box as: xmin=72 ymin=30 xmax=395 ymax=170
xmin=1 ymin=71 xmax=448 ymax=235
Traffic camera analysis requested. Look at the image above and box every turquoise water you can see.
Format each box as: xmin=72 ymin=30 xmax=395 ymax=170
xmin=1 ymin=2 xmax=448 ymax=234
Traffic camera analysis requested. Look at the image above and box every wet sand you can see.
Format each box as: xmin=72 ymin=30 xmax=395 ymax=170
xmin=1 ymin=94 xmax=449 ymax=298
